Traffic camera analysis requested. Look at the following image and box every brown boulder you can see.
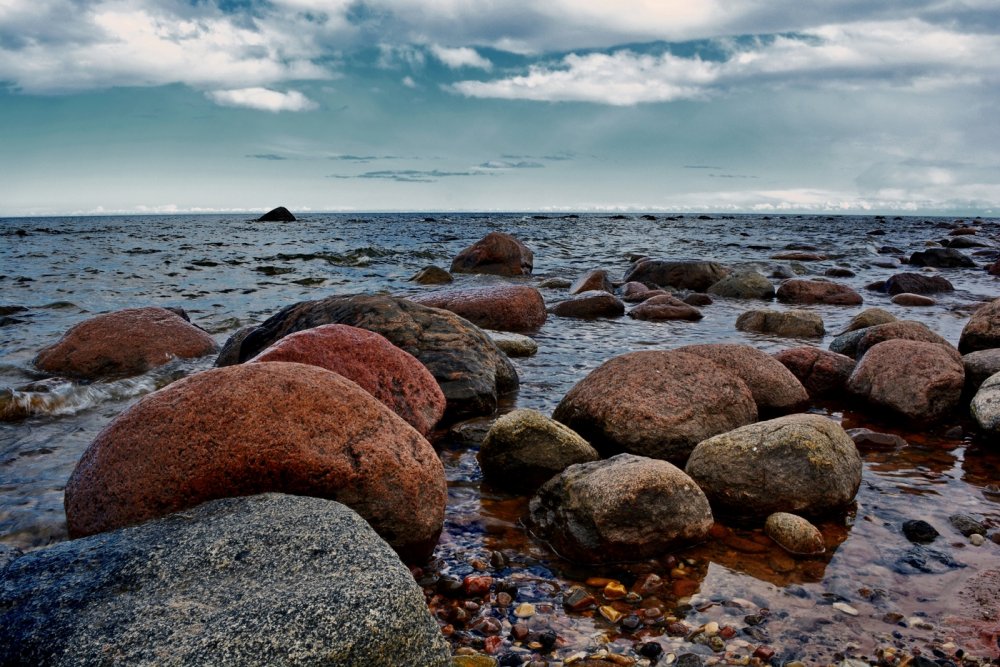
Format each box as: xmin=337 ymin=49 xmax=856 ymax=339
xmin=959 ymin=298 xmax=1000 ymax=354
xmin=409 ymin=265 xmax=453 ymax=285
xmin=773 ymin=347 xmax=855 ymax=398
xmin=250 ymin=324 xmax=445 ymax=436
xmin=408 ymin=285 xmax=546 ymax=332
xmin=34 ymin=307 xmax=218 ymax=380
xmin=622 ymin=260 xmax=731 ymax=291
xmin=218 ymin=295 xmax=517 ymax=419
xmin=854 ymin=320 xmax=955 ymax=359
xmin=735 ymin=309 xmax=825 ymax=337
xmin=891 ymin=293 xmax=936 ymax=306
xmin=552 ymin=351 xmax=757 ymax=464
xmin=451 ymin=232 xmax=533 ymax=276
xmin=847 ymin=340 xmax=964 ymax=423
xmin=838 ymin=307 xmax=897 ymax=334
xmin=64 ymin=362 xmax=447 ymax=561
xmin=620 ymin=282 xmax=669 ymax=303
xmin=776 ymin=279 xmax=863 ymax=305
xmin=883 ymin=272 xmax=954 ymax=295
xmin=628 ymin=295 xmax=703 ymax=321
xmin=569 ymin=269 xmax=613 ymax=294
xmin=770 ymin=251 xmax=826 ymax=261
xmin=676 ymin=344 xmax=808 ymax=414
xmin=550 ymin=291 xmax=625 ymax=319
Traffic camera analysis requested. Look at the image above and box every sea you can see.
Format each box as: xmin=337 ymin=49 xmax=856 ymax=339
xmin=1 ymin=212 xmax=998 ymax=662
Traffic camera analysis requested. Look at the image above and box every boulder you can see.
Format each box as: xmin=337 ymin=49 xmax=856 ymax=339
xmin=946 ymin=235 xmax=993 ymax=249
xmin=64 ymin=362 xmax=447 ymax=561
xmin=408 ymin=285 xmax=547 ymax=333
xmin=685 ymin=414 xmax=862 ymax=519
xmin=848 ymin=340 xmax=964 ymax=423
xmin=765 ymin=512 xmax=825 ymax=555
xmin=776 ymin=279 xmax=863 ymax=306
xmin=707 ymin=271 xmax=775 ymax=300
xmin=622 ymin=260 xmax=731 ymax=292
xmin=409 ymin=265 xmax=453 ymax=285
xmin=552 ymin=351 xmax=757 ymax=463
xmin=256 ymin=206 xmax=296 ymax=222
xmin=683 ymin=293 xmax=713 ymax=307
xmin=853 ymin=321 xmax=955 ymax=360
xmin=451 ymin=232 xmax=533 ymax=276
xmin=773 ymin=347 xmax=855 ymax=398
xmin=847 ymin=428 xmax=908 ymax=450
xmin=909 ymin=248 xmax=975 ymax=268
xmin=249 ymin=324 xmax=445 ymax=436
xmin=675 ymin=344 xmax=808 ymax=415
xmin=0 ymin=494 xmax=451 ymax=666
xmin=550 ymin=291 xmax=625 ymax=319
xmin=621 ymin=282 xmax=669 ymax=302
xmin=34 ymin=307 xmax=218 ymax=380
xmin=962 ymin=349 xmax=1000 ymax=393
xmin=218 ymin=295 xmax=517 ymax=419
xmin=883 ymin=272 xmax=954 ymax=295
xmin=570 ymin=269 xmax=614 ymax=294
xmin=825 ymin=267 xmax=856 ymax=278
xmin=891 ymin=293 xmax=936 ymax=306
xmin=485 ymin=330 xmax=538 ymax=357
xmin=478 ymin=409 xmax=600 ymax=491
xmin=839 ymin=308 xmax=897 ymax=334
xmin=771 ymin=251 xmax=826 ymax=261
xmin=970 ymin=372 xmax=1000 ymax=434
xmin=959 ymin=298 xmax=1000 ymax=354
xmin=215 ymin=324 xmax=257 ymax=367
xmin=735 ymin=309 xmax=825 ymax=338
xmin=628 ymin=295 xmax=703 ymax=321
xmin=537 ymin=277 xmax=572 ymax=289
xmin=528 ymin=454 xmax=713 ymax=563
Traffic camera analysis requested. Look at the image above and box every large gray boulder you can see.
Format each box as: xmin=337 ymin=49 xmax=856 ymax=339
xmin=970 ymin=372 xmax=1000 ymax=434
xmin=622 ymin=259 xmax=731 ymax=292
xmin=0 ymin=494 xmax=451 ymax=667
xmin=962 ymin=349 xmax=1000 ymax=393
xmin=707 ymin=271 xmax=775 ymax=299
xmin=685 ymin=414 xmax=862 ymax=520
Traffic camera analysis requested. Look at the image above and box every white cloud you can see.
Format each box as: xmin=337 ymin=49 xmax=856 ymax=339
xmin=206 ymin=87 xmax=318 ymax=112
xmin=428 ymin=44 xmax=492 ymax=70
xmin=402 ymin=75 xmax=417 ymax=88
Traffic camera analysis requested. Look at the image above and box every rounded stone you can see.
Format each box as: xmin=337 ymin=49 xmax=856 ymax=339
xmin=478 ymin=409 xmax=600 ymax=492
xmin=528 ymin=453 xmax=714 ymax=563
xmin=707 ymin=271 xmax=775 ymax=300
xmin=249 ymin=324 xmax=445 ymax=436
xmin=735 ymin=309 xmax=825 ymax=338
xmin=570 ymin=269 xmax=614 ymax=294
xmin=962 ymin=349 xmax=1000 ymax=393
xmin=553 ymin=350 xmax=757 ymax=464
xmin=970 ymin=371 xmax=1000 ymax=433
xmin=0 ymin=494 xmax=451 ymax=666
xmin=908 ymin=248 xmax=975 ymax=268
xmin=776 ymin=279 xmax=863 ymax=306
xmin=891 ymin=293 xmax=936 ymax=306
xmin=550 ymin=291 xmax=625 ymax=319
xmin=628 ymin=295 xmax=703 ymax=321
xmin=64 ymin=362 xmax=447 ymax=561
xmin=621 ymin=282 xmax=668 ymax=302
xmin=765 ymin=512 xmax=825 ymax=555
xmin=853 ymin=321 xmax=955 ymax=359
xmin=409 ymin=265 xmax=453 ymax=285
xmin=484 ymin=330 xmax=538 ymax=357
xmin=838 ymin=307 xmax=897 ymax=334
xmin=451 ymin=232 xmax=533 ymax=276
xmin=34 ymin=307 xmax=218 ymax=380
xmin=622 ymin=260 xmax=731 ymax=292
xmin=959 ymin=298 xmax=1000 ymax=354
xmin=773 ymin=347 xmax=855 ymax=398
xmin=685 ymin=414 xmax=862 ymax=520
xmin=408 ymin=285 xmax=547 ymax=332
xmin=883 ymin=273 xmax=954 ymax=295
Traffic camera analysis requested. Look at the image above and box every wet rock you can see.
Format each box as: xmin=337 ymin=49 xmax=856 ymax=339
xmin=550 ymin=291 xmax=625 ymax=319
xmin=950 ymin=227 xmax=978 ymax=236
xmin=537 ymin=277 xmax=572 ymax=289
xmin=902 ymin=519 xmax=939 ymax=543
xmin=776 ymin=279 xmax=863 ymax=306
xmin=889 ymin=545 xmax=964 ymax=574
xmin=970 ymin=371 xmax=1000 ymax=433
xmin=0 ymin=544 xmax=23 ymax=571
xmin=963 ymin=349 xmax=1000 ymax=393
xmin=685 ymin=414 xmax=862 ymax=520
xmin=451 ymin=232 xmax=533 ymax=276
xmin=909 ymin=248 xmax=975 ymax=268
xmin=485 ymin=330 xmax=538 ymax=357
xmin=946 ymin=235 xmax=993 ymax=249
xmin=675 ymin=344 xmax=808 ymax=415
xmin=553 ymin=350 xmax=757 ymax=463
xmin=410 ymin=265 xmax=454 ymax=285
xmin=839 ymin=307 xmax=897 ymax=334
xmin=683 ymin=293 xmax=712 ymax=307
xmin=825 ymin=267 xmax=856 ymax=278
xmin=949 ymin=513 xmax=987 ymax=537
xmin=64 ymin=362 xmax=447 ymax=561
xmin=570 ymin=269 xmax=614 ymax=294
xmin=891 ymin=293 xmax=936 ymax=306
xmin=528 ymin=454 xmax=714 ymax=563
xmin=218 ymin=295 xmax=517 ymax=419
xmin=850 ymin=320 xmax=954 ymax=360
xmin=409 ymin=285 xmax=547 ymax=333
xmin=883 ymin=272 xmax=954 ymax=295
xmin=214 ymin=324 xmax=257 ymax=367
xmin=0 ymin=494 xmax=450 ymax=666
xmin=959 ymin=298 xmax=1000 ymax=354
xmin=848 ymin=340 xmax=964 ymax=423
xmin=620 ymin=281 xmax=661 ymax=302
xmin=628 ymin=295 xmax=703 ymax=321
xmin=773 ymin=347 xmax=855 ymax=398
xmin=771 ymin=251 xmax=826 ymax=261
xmin=256 ymin=206 xmax=296 ymax=222
xmin=706 ymin=271 xmax=775 ymax=300
xmin=735 ymin=309 xmax=825 ymax=338
xmin=478 ymin=409 xmax=600 ymax=492
xmin=846 ymin=428 xmax=908 ymax=449
xmin=34 ymin=307 xmax=218 ymax=380
xmin=764 ymin=512 xmax=825 ymax=555
xmin=249 ymin=324 xmax=445 ymax=436
xmin=622 ymin=259 xmax=731 ymax=292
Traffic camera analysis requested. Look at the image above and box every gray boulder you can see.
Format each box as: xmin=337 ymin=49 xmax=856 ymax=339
xmin=838 ymin=308 xmax=897 ymax=334
xmin=707 ymin=271 xmax=775 ymax=299
xmin=0 ymin=494 xmax=450 ymax=667
xmin=962 ymin=349 xmax=1000 ymax=393
xmin=971 ymin=371 xmax=1000 ymax=434
xmin=623 ymin=259 xmax=731 ymax=292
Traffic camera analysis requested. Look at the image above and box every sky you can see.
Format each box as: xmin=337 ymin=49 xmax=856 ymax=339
xmin=1 ymin=0 xmax=998 ymax=216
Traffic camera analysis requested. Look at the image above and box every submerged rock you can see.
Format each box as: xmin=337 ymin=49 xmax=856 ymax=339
xmin=550 ymin=291 xmax=625 ymax=319
xmin=959 ymin=298 xmax=1000 ymax=354
xmin=529 ymin=454 xmax=714 ymax=563
xmin=484 ymin=330 xmax=538 ymax=357
xmin=256 ymin=206 xmax=296 ymax=222
xmin=706 ymin=271 xmax=775 ymax=300
xmin=34 ymin=307 xmax=218 ymax=380
xmin=64 ymin=362 xmax=447 ymax=561
xmin=735 ymin=309 xmax=825 ymax=338
xmin=765 ymin=512 xmax=825 ymax=555
xmin=902 ymin=519 xmax=939 ymax=543
xmin=408 ymin=285 xmax=547 ymax=333
xmin=0 ymin=494 xmax=451 ymax=666
xmin=775 ymin=279 xmax=863 ymax=306
xmin=891 ymin=293 xmax=936 ymax=306
xmin=409 ymin=265 xmax=453 ymax=285
xmin=773 ymin=347 xmax=855 ymax=398
xmin=909 ymin=247 xmax=976 ymax=268
xmin=623 ymin=259 xmax=731 ymax=292
xmin=451 ymin=232 xmax=533 ymax=276
xmin=883 ymin=272 xmax=954 ymax=295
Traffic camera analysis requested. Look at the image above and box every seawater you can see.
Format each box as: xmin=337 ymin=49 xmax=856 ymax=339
xmin=1 ymin=212 xmax=999 ymax=661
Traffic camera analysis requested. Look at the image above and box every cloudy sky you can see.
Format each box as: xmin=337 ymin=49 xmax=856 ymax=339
xmin=1 ymin=0 xmax=998 ymax=216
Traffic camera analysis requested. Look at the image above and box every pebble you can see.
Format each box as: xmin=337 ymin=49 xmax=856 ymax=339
xmin=604 ymin=581 xmax=627 ymax=600
xmin=948 ymin=513 xmax=987 ymax=537
xmin=902 ymin=520 xmax=939 ymax=543
xmin=513 ymin=603 xmax=535 ymax=618
xmin=599 ymin=605 xmax=623 ymax=623
xmin=702 ymin=621 xmax=719 ymax=636
xmin=563 ymin=586 xmax=597 ymax=612
xmin=833 ymin=602 xmax=859 ymax=616
xmin=970 ymin=533 xmax=985 ymax=546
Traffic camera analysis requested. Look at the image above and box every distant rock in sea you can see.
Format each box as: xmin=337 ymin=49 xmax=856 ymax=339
xmin=257 ymin=206 xmax=296 ymax=222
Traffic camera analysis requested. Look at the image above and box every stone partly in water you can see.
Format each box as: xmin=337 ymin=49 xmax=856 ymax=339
xmin=908 ymin=247 xmax=976 ymax=268
xmin=883 ymin=272 xmax=954 ymax=295
xmin=959 ymin=298 xmax=1000 ymax=354
xmin=847 ymin=428 xmax=908 ymax=450
xmin=775 ymin=279 xmax=863 ymax=306
xmin=218 ymin=295 xmax=517 ymax=419
xmin=63 ymin=362 xmax=447 ymax=562
xmin=735 ymin=309 xmax=825 ymax=338
xmin=553 ymin=350 xmax=757 ymax=464
xmin=256 ymin=206 xmax=296 ymax=222
xmin=902 ymin=519 xmax=939 ymax=543
xmin=478 ymin=409 xmax=600 ymax=492
xmin=891 ymin=293 xmax=936 ymax=307
xmin=484 ymin=330 xmax=538 ymax=357
xmin=569 ymin=269 xmax=614 ymax=294
xmin=773 ymin=347 xmax=855 ymax=398
xmin=706 ymin=271 xmax=775 ymax=300
xmin=249 ymin=324 xmax=445 ymax=436
xmin=685 ymin=414 xmax=862 ymax=520
xmin=848 ymin=340 xmax=964 ymax=423
xmin=962 ymin=349 xmax=1000 ymax=393
xmin=839 ymin=307 xmax=897 ymax=334
xmin=628 ymin=295 xmax=703 ymax=321
xmin=0 ymin=494 xmax=451 ymax=667
xmin=409 ymin=265 xmax=453 ymax=285
xmin=622 ymin=259 xmax=731 ymax=292
xmin=408 ymin=285 xmax=547 ymax=333
xmin=970 ymin=371 xmax=1000 ymax=434
xmin=764 ymin=512 xmax=825 ymax=555
xmin=949 ymin=513 xmax=987 ymax=537
xmin=451 ymin=231 xmax=533 ymax=276
xmin=549 ymin=291 xmax=626 ymax=319
xmin=853 ymin=320 xmax=955 ymax=360
xmin=620 ymin=281 xmax=668 ymax=302
xmin=34 ymin=307 xmax=218 ymax=380
xmin=528 ymin=454 xmax=714 ymax=563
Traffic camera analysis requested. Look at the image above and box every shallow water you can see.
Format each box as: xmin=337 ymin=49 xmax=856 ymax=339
xmin=1 ymin=213 xmax=999 ymax=663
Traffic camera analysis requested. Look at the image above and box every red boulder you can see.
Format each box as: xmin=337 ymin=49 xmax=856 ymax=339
xmin=451 ymin=232 xmax=533 ymax=276
xmin=408 ymin=285 xmax=546 ymax=332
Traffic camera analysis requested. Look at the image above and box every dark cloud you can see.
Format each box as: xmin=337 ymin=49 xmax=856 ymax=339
xmin=329 ymin=169 xmax=492 ymax=183
xmin=246 ymin=153 xmax=288 ymax=160
xmin=478 ymin=160 xmax=544 ymax=169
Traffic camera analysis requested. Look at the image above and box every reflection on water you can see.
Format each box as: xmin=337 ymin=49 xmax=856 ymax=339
xmin=2 ymin=213 xmax=999 ymax=660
